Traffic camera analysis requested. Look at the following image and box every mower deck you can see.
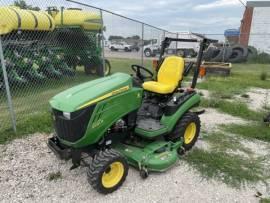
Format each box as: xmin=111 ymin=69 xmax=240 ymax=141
xmin=114 ymin=139 xmax=182 ymax=173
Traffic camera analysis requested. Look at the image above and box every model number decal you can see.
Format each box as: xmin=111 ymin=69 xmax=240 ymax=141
xmin=92 ymin=119 xmax=104 ymax=128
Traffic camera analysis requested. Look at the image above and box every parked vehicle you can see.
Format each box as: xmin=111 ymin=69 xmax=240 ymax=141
xmin=109 ymin=42 xmax=132 ymax=52
xmin=143 ymin=37 xmax=200 ymax=58
xmin=143 ymin=39 xmax=160 ymax=57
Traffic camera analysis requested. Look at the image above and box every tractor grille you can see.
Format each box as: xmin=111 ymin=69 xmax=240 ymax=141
xmin=52 ymin=105 xmax=95 ymax=143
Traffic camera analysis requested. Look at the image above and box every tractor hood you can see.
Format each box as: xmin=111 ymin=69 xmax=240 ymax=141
xmin=50 ymin=73 xmax=132 ymax=112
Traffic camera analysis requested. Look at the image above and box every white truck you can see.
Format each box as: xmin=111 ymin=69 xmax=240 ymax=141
xmin=108 ymin=42 xmax=132 ymax=52
xmin=143 ymin=32 xmax=202 ymax=57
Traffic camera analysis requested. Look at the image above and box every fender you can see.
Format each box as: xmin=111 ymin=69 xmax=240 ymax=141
xmin=161 ymin=93 xmax=201 ymax=132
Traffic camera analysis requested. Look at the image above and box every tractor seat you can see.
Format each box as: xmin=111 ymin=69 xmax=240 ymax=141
xmin=142 ymin=56 xmax=185 ymax=94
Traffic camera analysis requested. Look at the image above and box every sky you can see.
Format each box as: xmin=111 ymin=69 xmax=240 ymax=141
xmin=1 ymin=0 xmax=267 ymax=39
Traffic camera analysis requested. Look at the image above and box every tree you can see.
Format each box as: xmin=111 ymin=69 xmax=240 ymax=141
xmin=13 ymin=0 xmax=40 ymax=11
xmin=126 ymin=35 xmax=140 ymax=40
xmin=108 ymin=35 xmax=124 ymax=41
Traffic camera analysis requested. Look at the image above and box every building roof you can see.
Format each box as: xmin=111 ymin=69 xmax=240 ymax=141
xmin=247 ymin=1 xmax=270 ymax=7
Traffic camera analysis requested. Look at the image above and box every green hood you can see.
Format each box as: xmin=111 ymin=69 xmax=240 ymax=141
xmin=50 ymin=73 xmax=132 ymax=112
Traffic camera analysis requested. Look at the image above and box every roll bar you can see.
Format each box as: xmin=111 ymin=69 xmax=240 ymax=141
xmin=158 ymin=37 xmax=214 ymax=89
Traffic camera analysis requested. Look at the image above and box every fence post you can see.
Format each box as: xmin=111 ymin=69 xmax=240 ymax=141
xmin=176 ymin=32 xmax=179 ymax=53
xmin=0 ymin=36 xmax=17 ymax=133
xmin=99 ymin=9 xmax=106 ymax=76
xmin=141 ymin=23 xmax=144 ymax=66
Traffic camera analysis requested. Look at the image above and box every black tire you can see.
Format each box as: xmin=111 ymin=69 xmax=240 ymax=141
xmin=223 ymin=47 xmax=233 ymax=62
xmin=87 ymin=149 xmax=129 ymax=194
xmin=247 ymin=46 xmax=258 ymax=59
xmin=144 ymin=49 xmax=152 ymax=57
xmin=211 ymin=47 xmax=233 ymax=62
xmin=124 ymin=47 xmax=130 ymax=52
xmin=210 ymin=48 xmax=223 ymax=62
xmin=228 ymin=49 xmax=244 ymax=63
xmin=203 ymin=47 xmax=216 ymax=61
xmin=167 ymin=112 xmax=201 ymax=151
xmin=232 ymin=45 xmax=248 ymax=60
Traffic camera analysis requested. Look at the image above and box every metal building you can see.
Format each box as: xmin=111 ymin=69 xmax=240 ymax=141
xmin=239 ymin=1 xmax=270 ymax=53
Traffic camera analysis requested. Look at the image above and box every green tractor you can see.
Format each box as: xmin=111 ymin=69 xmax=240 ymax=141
xmin=48 ymin=37 xmax=208 ymax=194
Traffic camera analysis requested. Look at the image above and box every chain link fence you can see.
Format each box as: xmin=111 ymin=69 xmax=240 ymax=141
xmin=0 ymin=0 xmax=178 ymax=135
xmin=1 ymin=0 xmax=270 ymax=136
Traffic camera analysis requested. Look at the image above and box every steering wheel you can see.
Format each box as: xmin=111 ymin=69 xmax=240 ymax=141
xmin=131 ymin=64 xmax=153 ymax=81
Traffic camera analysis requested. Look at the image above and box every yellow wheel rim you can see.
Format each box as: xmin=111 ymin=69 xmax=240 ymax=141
xmin=184 ymin=122 xmax=197 ymax=144
xmin=101 ymin=161 xmax=124 ymax=188
xmin=104 ymin=64 xmax=110 ymax=76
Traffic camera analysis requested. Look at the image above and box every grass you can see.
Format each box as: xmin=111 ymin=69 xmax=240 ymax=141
xmin=261 ymin=198 xmax=270 ymax=203
xmin=184 ymin=130 xmax=270 ymax=187
xmin=223 ymin=123 xmax=270 ymax=142
xmin=197 ymin=63 xmax=270 ymax=97
xmin=0 ymin=58 xmax=151 ymax=144
xmin=184 ymin=148 xmax=264 ymax=187
xmin=201 ymin=98 xmax=264 ymax=121
xmin=203 ymin=132 xmax=253 ymax=155
xmin=48 ymin=171 xmax=62 ymax=181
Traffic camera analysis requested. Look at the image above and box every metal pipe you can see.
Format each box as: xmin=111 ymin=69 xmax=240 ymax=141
xmin=100 ymin=9 xmax=106 ymax=77
xmin=61 ymin=6 xmax=64 ymax=25
xmin=0 ymin=36 xmax=17 ymax=133
xmin=141 ymin=23 xmax=144 ymax=66
xmin=191 ymin=38 xmax=207 ymax=89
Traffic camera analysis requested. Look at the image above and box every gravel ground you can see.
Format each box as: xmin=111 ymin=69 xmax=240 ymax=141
xmin=235 ymin=88 xmax=270 ymax=111
xmin=0 ymin=112 xmax=260 ymax=203
xmin=199 ymin=108 xmax=247 ymax=132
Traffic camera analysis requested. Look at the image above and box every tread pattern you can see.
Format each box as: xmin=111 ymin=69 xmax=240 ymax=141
xmin=167 ymin=112 xmax=201 ymax=151
xmin=87 ymin=149 xmax=128 ymax=194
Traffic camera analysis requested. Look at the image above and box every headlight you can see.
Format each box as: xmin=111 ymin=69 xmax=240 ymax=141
xmin=63 ymin=112 xmax=71 ymax=120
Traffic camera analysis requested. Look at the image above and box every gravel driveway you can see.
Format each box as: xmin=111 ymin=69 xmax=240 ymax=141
xmin=0 ymin=131 xmax=259 ymax=203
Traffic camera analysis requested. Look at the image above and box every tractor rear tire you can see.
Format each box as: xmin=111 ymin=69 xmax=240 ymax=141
xmin=87 ymin=149 xmax=129 ymax=194
xmin=167 ymin=112 xmax=201 ymax=151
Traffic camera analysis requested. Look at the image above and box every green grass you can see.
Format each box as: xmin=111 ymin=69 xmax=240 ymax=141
xmin=0 ymin=58 xmax=152 ymax=144
xmin=198 ymin=63 xmax=270 ymax=97
xmin=201 ymin=98 xmax=264 ymax=121
xmin=203 ymin=132 xmax=253 ymax=155
xmin=0 ymin=112 xmax=52 ymax=144
xmin=261 ymin=198 xmax=270 ymax=203
xmin=184 ymin=131 xmax=270 ymax=187
xmin=47 ymin=171 xmax=62 ymax=181
xmin=184 ymin=148 xmax=264 ymax=187
xmin=223 ymin=123 xmax=270 ymax=142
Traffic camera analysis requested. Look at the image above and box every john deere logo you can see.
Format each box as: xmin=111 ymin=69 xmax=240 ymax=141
xmin=92 ymin=119 xmax=104 ymax=128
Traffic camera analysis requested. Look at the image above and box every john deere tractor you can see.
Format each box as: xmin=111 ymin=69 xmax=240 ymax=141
xmin=48 ymin=37 xmax=208 ymax=194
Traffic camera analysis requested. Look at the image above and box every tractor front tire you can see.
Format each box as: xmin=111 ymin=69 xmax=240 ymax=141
xmin=87 ymin=149 xmax=129 ymax=194
xmin=167 ymin=112 xmax=201 ymax=151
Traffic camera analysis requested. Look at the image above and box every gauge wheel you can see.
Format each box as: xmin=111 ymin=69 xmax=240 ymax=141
xmin=87 ymin=149 xmax=129 ymax=194
xmin=167 ymin=112 xmax=200 ymax=151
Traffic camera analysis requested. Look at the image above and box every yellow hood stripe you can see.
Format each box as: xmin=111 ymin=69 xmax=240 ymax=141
xmin=78 ymin=85 xmax=130 ymax=110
